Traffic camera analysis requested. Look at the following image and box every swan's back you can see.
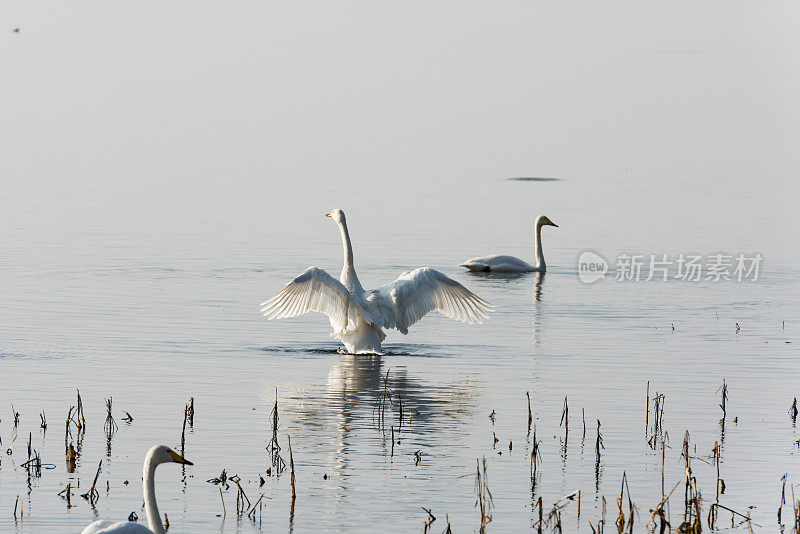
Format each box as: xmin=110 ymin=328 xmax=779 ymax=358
xmin=461 ymin=255 xmax=536 ymax=273
xmin=82 ymin=520 xmax=155 ymax=533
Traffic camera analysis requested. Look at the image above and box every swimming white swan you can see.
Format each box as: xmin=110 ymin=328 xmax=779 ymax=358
xmin=261 ymin=209 xmax=494 ymax=354
xmin=460 ymin=215 xmax=558 ymax=273
xmin=81 ymin=445 xmax=192 ymax=534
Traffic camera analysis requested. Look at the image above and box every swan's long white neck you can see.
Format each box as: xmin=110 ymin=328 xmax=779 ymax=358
xmin=534 ymin=219 xmax=546 ymax=270
xmin=143 ymin=451 xmax=165 ymax=534
xmin=337 ymin=217 xmax=363 ymax=293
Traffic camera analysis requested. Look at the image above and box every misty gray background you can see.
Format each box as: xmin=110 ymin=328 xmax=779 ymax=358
xmin=1 ymin=2 xmax=798 ymax=532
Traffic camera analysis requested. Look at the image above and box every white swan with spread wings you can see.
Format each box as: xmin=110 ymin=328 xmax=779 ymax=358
xmin=261 ymin=209 xmax=494 ymax=354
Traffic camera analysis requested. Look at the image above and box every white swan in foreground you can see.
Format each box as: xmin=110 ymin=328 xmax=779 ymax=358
xmin=460 ymin=215 xmax=558 ymax=273
xmin=261 ymin=209 xmax=494 ymax=354
xmin=81 ymin=445 xmax=192 ymax=534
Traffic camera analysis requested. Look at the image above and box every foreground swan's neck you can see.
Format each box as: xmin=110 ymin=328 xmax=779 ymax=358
xmin=143 ymin=453 xmax=165 ymax=534
xmin=534 ymin=220 xmax=546 ymax=270
xmin=337 ymin=218 xmax=363 ymax=293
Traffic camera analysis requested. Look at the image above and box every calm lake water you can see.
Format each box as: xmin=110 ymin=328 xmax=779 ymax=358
xmin=1 ymin=2 xmax=799 ymax=533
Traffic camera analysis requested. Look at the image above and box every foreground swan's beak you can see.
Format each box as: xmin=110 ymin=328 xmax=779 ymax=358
xmin=169 ymin=450 xmax=193 ymax=465
xmin=550 ymin=221 xmax=559 ymax=227
xmin=325 ymin=211 xmax=332 ymax=217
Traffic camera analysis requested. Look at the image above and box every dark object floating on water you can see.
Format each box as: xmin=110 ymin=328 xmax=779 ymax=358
xmin=13 ymin=27 xmax=20 ymax=33
xmin=508 ymin=176 xmax=561 ymax=182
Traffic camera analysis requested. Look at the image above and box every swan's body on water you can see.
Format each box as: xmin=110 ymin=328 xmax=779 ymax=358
xmin=261 ymin=209 xmax=494 ymax=354
xmin=461 ymin=215 xmax=557 ymax=273
xmin=81 ymin=445 xmax=192 ymax=534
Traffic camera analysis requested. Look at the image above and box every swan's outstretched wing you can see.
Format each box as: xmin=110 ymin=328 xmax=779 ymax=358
xmin=366 ymin=267 xmax=494 ymax=334
xmin=260 ymin=267 xmax=364 ymax=334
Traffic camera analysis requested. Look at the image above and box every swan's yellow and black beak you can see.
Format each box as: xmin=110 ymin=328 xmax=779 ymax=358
xmin=325 ymin=211 xmax=333 ymax=218
xmin=169 ymin=450 xmax=193 ymax=466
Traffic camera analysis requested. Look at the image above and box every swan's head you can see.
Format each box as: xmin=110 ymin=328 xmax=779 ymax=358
xmin=537 ymin=215 xmax=558 ymax=228
xmin=325 ymin=209 xmax=346 ymax=224
xmin=147 ymin=444 xmax=193 ymax=467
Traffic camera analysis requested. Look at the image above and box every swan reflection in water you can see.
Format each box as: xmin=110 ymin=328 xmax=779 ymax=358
xmin=532 ymin=272 xmax=545 ymax=345
xmin=275 ymin=351 xmax=480 ymax=486
xmin=465 ymin=270 xmax=547 ymax=344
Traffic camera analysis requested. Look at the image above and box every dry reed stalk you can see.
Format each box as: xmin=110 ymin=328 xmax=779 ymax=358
xmin=76 ymin=390 xmax=86 ymax=432
xmin=288 ymin=434 xmax=296 ymax=500
xmin=187 ymin=397 xmax=194 ymax=426
xmin=647 ymin=391 xmax=666 ymax=449
xmin=527 ymin=391 xmax=532 ymax=435
xmin=422 ymin=507 xmax=436 ymax=533
xmin=58 ymin=483 xmax=74 ymax=508
xmin=180 ymin=402 xmax=189 ymax=457
xmin=375 ymin=368 xmax=392 ymax=430
xmin=647 ymin=479 xmax=681 ymax=530
xmin=65 ymin=406 xmax=77 ymax=450
xmin=81 ymin=460 xmax=102 ymax=504
xmin=474 ymin=457 xmax=493 ymax=533
xmin=267 ymin=389 xmax=286 ymax=473
xmin=104 ymin=398 xmax=118 ymax=457
xmin=66 ymin=444 xmax=77 ymax=473
xmin=582 ymin=407 xmax=586 ymax=441
xmin=595 ymin=419 xmax=604 ymax=465
xmin=779 ymin=473 xmax=787 ymax=525
xmin=229 ymin=475 xmax=251 ymax=516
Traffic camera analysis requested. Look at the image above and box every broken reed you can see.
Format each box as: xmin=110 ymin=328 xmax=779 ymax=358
xmin=187 ymin=397 xmax=194 ymax=426
xmin=375 ymin=368 xmax=392 ymax=430
xmin=267 ymin=389 xmax=286 ymax=473
xmin=615 ymin=471 xmax=635 ymax=533
xmin=81 ymin=460 xmax=102 ymax=504
xmin=474 ymin=457 xmax=493 ymax=533
xmin=76 ymin=390 xmax=86 ymax=432
xmin=422 ymin=507 xmax=436 ymax=533
xmin=680 ymin=431 xmax=702 ymax=532
xmin=718 ymin=379 xmax=728 ymax=439
xmin=647 ymin=390 xmax=666 ymax=449
xmin=180 ymin=400 xmax=189 ymax=458
xmin=104 ymin=398 xmax=118 ymax=445
xmin=530 ymin=427 xmax=541 ymax=491
xmin=526 ymin=391 xmax=532 ymax=435
xmin=229 ymin=475 xmax=251 ymax=516
xmin=777 ymin=473 xmax=800 ymax=531
xmin=595 ymin=419 xmax=604 ymax=466
xmin=288 ymin=434 xmax=296 ymax=500
xmin=537 ymin=489 xmax=582 ymax=531
xmin=58 ymin=483 xmax=73 ymax=508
